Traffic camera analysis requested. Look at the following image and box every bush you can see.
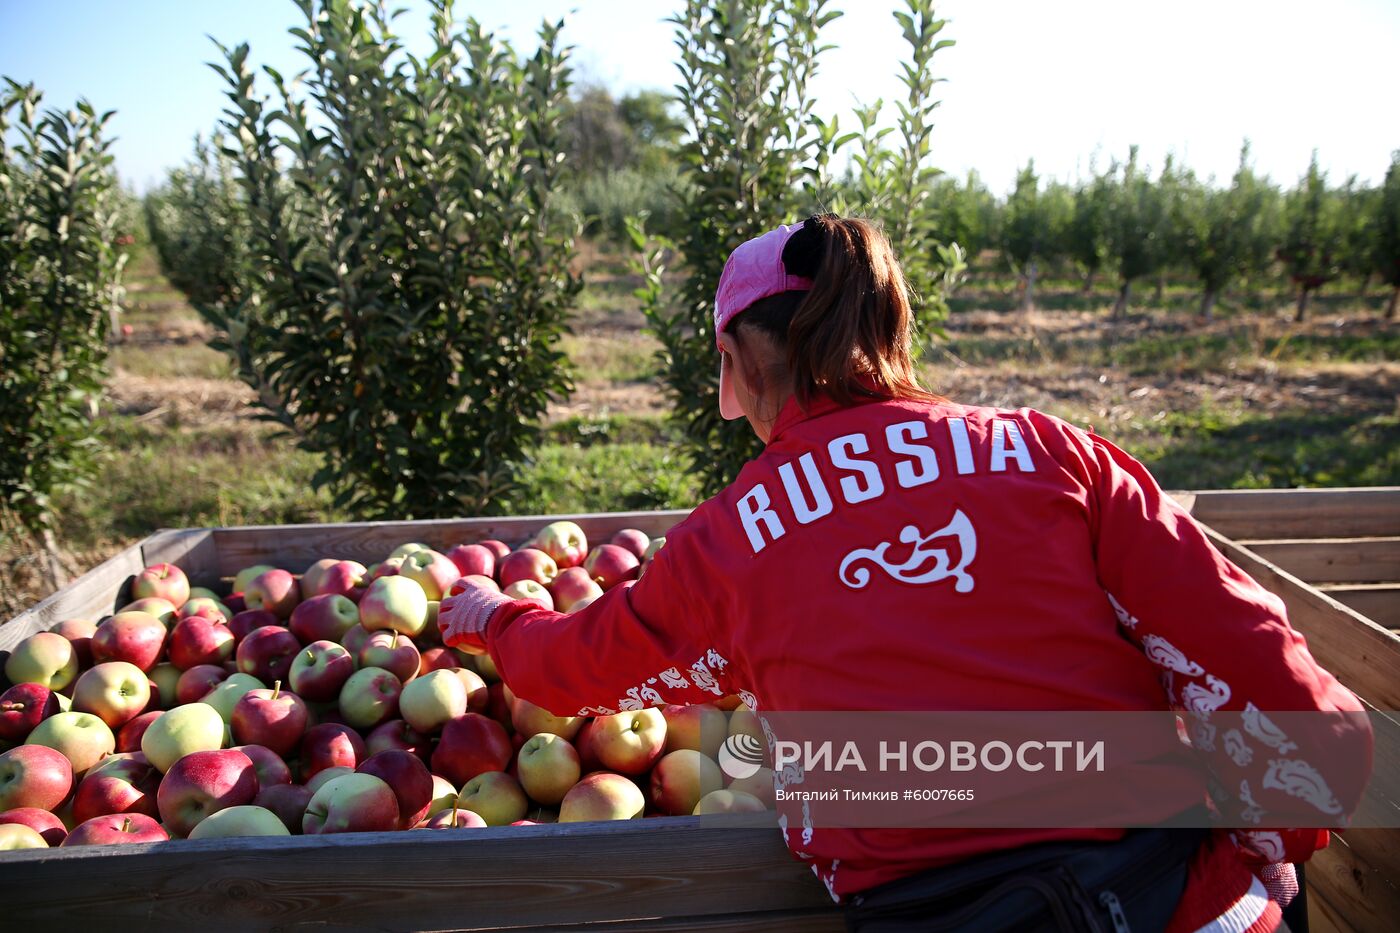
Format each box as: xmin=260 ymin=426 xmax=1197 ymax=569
xmin=0 ymin=79 xmax=126 ymax=581
xmin=201 ymin=0 xmax=580 ymax=518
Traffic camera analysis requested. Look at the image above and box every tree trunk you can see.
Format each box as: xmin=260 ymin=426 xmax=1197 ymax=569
xmin=1112 ymin=280 xmax=1132 ymax=319
xmin=1200 ymin=288 xmax=1218 ymax=321
xmin=1154 ymin=273 xmax=1165 ymax=305
xmin=1295 ymin=287 xmax=1311 ymax=322
xmin=1387 ymin=285 xmax=1398 ymax=320
xmin=1021 ymin=260 xmax=1038 ymax=312
xmin=1081 ymin=269 xmax=1095 ymax=295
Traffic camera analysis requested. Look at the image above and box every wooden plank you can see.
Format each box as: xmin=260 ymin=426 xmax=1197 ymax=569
xmin=209 ymin=510 xmax=693 ymax=578
xmin=0 ymin=542 xmax=146 ymax=652
xmin=1307 ymin=831 xmax=1400 ymax=933
xmin=530 ymin=909 xmax=846 ymax=932
xmin=1238 ymin=538 xmax=1400 ymax=586
xmin=1317 ymin=584 xmax=1400 ymax=630
xmin=1205 ymin=527 xmax=1400 ymax=711
xmin=140 ymin=528 xmax=221 ymax=588
xmin=1191 ymin=487 xmax=1400 ymax=540
xmin=1 ymin=816 xmax=839 ymax=930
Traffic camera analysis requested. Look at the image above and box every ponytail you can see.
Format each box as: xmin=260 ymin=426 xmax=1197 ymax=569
xmin=732 ymin=214 xmax=940 ymax=410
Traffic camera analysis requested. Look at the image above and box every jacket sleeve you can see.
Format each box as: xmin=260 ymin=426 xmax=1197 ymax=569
xmin=477 ymin=519 xmax=740 ymax=718
xmin=1036 ymin=412 xmax=1373 ymax=865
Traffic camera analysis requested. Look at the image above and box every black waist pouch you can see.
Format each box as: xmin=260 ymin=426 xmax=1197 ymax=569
xmin=843 ymin=826 xmax=1209 ymax=933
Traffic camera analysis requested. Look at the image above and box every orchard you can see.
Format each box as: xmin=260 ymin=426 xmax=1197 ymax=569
xmin=0 ymin=521 xmax=772 ymax=849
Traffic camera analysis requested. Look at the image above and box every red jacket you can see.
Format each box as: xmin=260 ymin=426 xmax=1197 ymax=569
xmin=457 ymin=393 xmax=1372 ymax=931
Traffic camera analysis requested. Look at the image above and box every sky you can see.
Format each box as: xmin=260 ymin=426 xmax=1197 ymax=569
xmin=1 ymin=0 xmax=1396 ymax=196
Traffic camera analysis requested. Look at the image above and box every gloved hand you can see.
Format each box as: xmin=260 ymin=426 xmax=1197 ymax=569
xmin=438 ymin=576 xmax=550 ymax=654
xmin=1255 ymin=862 xmax=1299 ymax=907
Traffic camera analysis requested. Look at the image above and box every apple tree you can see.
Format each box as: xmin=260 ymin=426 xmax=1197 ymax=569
xmin=1105 ymin=146 xmax=1171 ymax=319
xmin=203 ymin=0 xmax=579 ymax=518
xmin=1178 ymin=143 xmax=1280 ymax=319
xmin=1373 ymin=152 xmax=1400 ymax=320
xmin=1277 ymin=153 xmax=1348 ymax=322
xmin=999 ymin=161 xmax=1071 ymax=311
xmin=1065 ymin=165 xmax=1114 ymax=294
xmin=0 ymin=80 xmax=127 ymax=585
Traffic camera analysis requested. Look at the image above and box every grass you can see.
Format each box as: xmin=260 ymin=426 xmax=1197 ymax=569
xmin=111 ymin=342 xmax=233 ymax=380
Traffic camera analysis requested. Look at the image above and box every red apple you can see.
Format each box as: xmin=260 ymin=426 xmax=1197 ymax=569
xmin=662 ymin=703 xmax=728 ymax=759
xmin=48 ymin=618 xmax=97 ymax=669
xmin=71 ymin=661 xmax=150 ymax=729
xmin=303 ymin=772 xmax=398 ymax=834
xmin=459 ymin=574 xmax=500 ymax=594
xmin=168 ymin=616 xmax=235 ymax=670
xmin=178 ymin=596 xmax=231 ymax=624
xmin=176 ymin=664 xmax=230 ymax=704
xmin=300 ymin=723 xmax=366 ymax=780
xmin=244 ymin=569 xmax=300 ymax=619
xmin=499 ymin=548 xmax=558 ymax=588
xmin=0 ymin=683 xmax=61 ymax=742
xmin=445 ymin=544 xmax=495 ymax=579
xmin=233 ymin=744 xmax=292 ymax=789
xmin=357 ymin=749 xmax=434 ymax=828
xmin=583 ymin=709 xmax=666 ymax=775
xmin=340 ymin=623 xmax=372 ymax=657
xmin=298 ymin=558 xmax=339 ymax=600
xmin=358 ymin=631 xmax=420 ymax=684
xmin=583 ymin=544 xmax=640 ymax=591
xmin=399 ymin=549 xmax=460 ymax=602
xmin=421 ymin=806 xmax=487 ymax=829
xmin=549 ymin=567 xmax=604 ymax=613
xmin=72 ymin=754 xmax=161 ymax=823
xmin=417 ymin=647 xmax=460 ymax=676
xmin=227 ymin=609 xmax=278 ymax=642
xmin=116 ymin=711 xmax=162 ymax=753
xmin=131 ymin=563 xmax=190 ymax=608
xmin=0 ymin=745 xmax=72 ymax=811
xmin=289 ymin=640 xmax=356 ymax=702
xmin=365 ymin=719 xmax=432 ymax=761
xmin=157 ymin=748 xmax=259 ymax=837
xmin=90 ymin=612 xmax=167 ymax=672
xmin=0 ymin=807 xmax=67 ymax=846
xmin=310 ymin=560 xmax=370 ymax=603
xmin=531 ymin=521 xmax=588 ymax=569
xmin=62 ymin=812 xmax=168 ymax=846
xmin=255 ymin=783 xmax=313 ymax=833
xmin=236 ymin=625 xmax=301 ymax=684
xmin=484 ymin=682 xmax=512 ymax=731
xmin=289 ymin=594 xmax=360 ymax=646
xmin=232 ymin=682 xmax=309 ymax=756
xmin=478 ymin=540 xmax=511 ymax=562
xmin=233 ymin=564 xmax=277 ymax=596
xmin=338 ymin=667 xmax=402 ymax=729
xmin=650 ymin=749 xmax=723 ymax=816
xmin=432 ymin=713 xmax=512 ymax=786
xmin=558 ymin=772 xmax=645 ymax=822
xmin=610 ymin=529 xmax=650 ymax=560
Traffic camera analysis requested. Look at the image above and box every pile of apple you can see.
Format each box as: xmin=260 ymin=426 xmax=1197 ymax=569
xmin=0 ymin=522 xmax=774 ymax=851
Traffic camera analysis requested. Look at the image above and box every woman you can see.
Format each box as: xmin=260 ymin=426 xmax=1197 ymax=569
xmin=440 ymin=215 xmax=1371 ymax=932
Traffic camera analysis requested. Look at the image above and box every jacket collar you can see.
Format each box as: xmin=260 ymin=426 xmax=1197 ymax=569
xmin=767 ymin=378 xmax=890 ymax=444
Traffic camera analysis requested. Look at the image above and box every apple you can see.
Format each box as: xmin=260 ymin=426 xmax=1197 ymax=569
xmin=232 ymin=682 xmax=309 ymax=756
xmin=445 ymin=544 xmax=495 ymax=579
xmin=167 ymin=617 xmax=234 ymax=671
xmin=303 ymin=772 xmax=398 ymax=834
xmin=457 ymin=770 xmax=528 ymax=826
xmin=0 ymin=823 xmax=48 ymax=849
xmin=338 ymin=667 xmax=401 ymax=730
xmin=662 ymin=703 xmax=727 ymax=759
xmin=458 ymin=574 xmax=499 ymax=594
xmin=650 ymin=749 xmax=723 ymax=816
xmin=176 ymin=664 xmax=230 ymax=704
xmin=48 ymin=618 xmax=97 ymax=668
xmin=228 ymin=608 xmax=278 ymax=642
xmin=91 ymin=612 xmax=166 ymax=671
xmin=583 ymin=544 xmax=640 ymax=590
xmin=200 ymin=672 xmax=266 ymax=723
xmin=642 ymin=537 xmax=666 ymax=563
xmin=417 ymin=647 xmax=460 ymax=676
xmin=178 ymin=596 xmax=232 ymax=624
xmin=451 ymin=668 xmax=489 ymax=713
xmin=431 ymin=713 xmax=512 ymax=786
xmin=501 ymin=580 xmax=554 ymax=610
xmin=27 ymin=711 xmax=115 ymax=774
xmin=549 ymin=567 xmax=604 ymax=613
xmin=421 ymin=806 xmax=488 ymax=830
xmin=289 ymin=594 xmax=360 ymax=645
xmin=585 ymin=709 xmax=666 ymax=775
xmin=234 ymin=626 xmax=299 ymax=684
xmin=71 ymin=661 xmax=151 ymax=729
xmin=233 ymin=564 xmax=277 ymax=597
xmin=0 ymin=683 xmax=61 ymax=742
xmin=427 ymin=775 xmax=458 ymax=815
xmin=118 ymin=598 xmax=178 ymax=628
xmin=244 ymin=569 xmax=300 ymax=619
xmin=72 ymin=754 xmax=161 ymax=823
xmin=306 ymin=765 xmax=355 ymax=795
xmin=357 ymin=749 xmax=434 ymax=828
xmin=399 ymin=669 xmax=468 ymax=734
xmin=365 ymin=719 xmax=432 ymax=760
xmin=61 ymin=812 xmax=169 ymax=846
xmin=478 ymin=539 xmax=511 ymax=562
xmin=499 ymin=548 xmax=558 ymax=588
xmin=131 ymin=562 xmax=190 ymax=608
xmin=476 ymin=653 xmax=500 ymax=683
xmin=157 ymin=748 xmax=259 ymax=837
xmin=368 ymin=557 xmax=405 ymax=581
xmin=716 ymin=693 xmax=744 ymax=711
xmin=694 ymin=789 xmax=768 ymax=814
xmin=141 ymin=702 xmax=226 ymax=772
xmin=300 ymin=559 xmax=338 ymax=600
xmin=188 ymin=804 xmax=290 ymax=839
xmin=558 ymin=772 xmax=645 ymax=822
xmin=255 ymin=783 xmax=313 ymax=833
xmin=389 ymin=542 xmax=430 ymax=560
xmin=511 ymin=697 xmax=583 ymax=740
xmin=307 ymin=560 xmax=370 ymax=603
xmin=0 ymin=807 xmax=67 ymax=846
xmin=234 ymin=743 xmax=292 ymax=789
xmin=729 ymin=704 xmax=764 ymax=744
xmin=610 ymin=529 xmax=650 ymax=560
xmin=5 ymin=631 xmax=79 ymax=690
xmin=148 ymin=663 xmax=181 ymax=708
xmin=725 ymin=766 xmax=776 ymax=807
xmin=398 ymin=549 xmax=460 ymax=602
xmin=358 ymin=631 xmax=420 ymax=684
xmin=359 ymin=576 xmax=429 ymax=637
xmin=289 ymin=640 xmax=356 ymax=702
xmin=0 ymin=744 xmax=72 ymax=810
xmin=532 ymin=521 xmax=588 ymax=569
xmin=116 ymin=711 xmax=162 ymax=753
xmin=516 ymin=733 xmax=581 ymax=806
xmin=340 ymin=623 xmax=372 ymax=658
xmin=300 ymin=723 xmax=366 ymax=779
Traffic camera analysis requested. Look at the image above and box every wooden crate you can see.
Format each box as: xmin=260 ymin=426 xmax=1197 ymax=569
xmin=2 ymin=495 xmax=1397 ymax=931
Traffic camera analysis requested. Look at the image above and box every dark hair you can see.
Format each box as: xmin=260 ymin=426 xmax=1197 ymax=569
xmin=729 ymin=214 xmax=940 ymax=410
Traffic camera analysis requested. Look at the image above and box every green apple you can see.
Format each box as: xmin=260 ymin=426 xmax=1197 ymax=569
xmin=149 ymin=663 xmax=182 ymax=710
xmin=694 ymin=789 xmax=768 ymax=814
xmin=27 ymin=711 xmax=115 ymax=774
xmin=456 ymin=770 xmax=528 ymax=826
xmin=428 ymin=774 xmax=458 ymax=817
xmin=0 ymin=823 xmax=48 ymax=849
xmin=141 ymin=702 xmax=226 ymax=772
xmin=398 ymin=669 xmax=467 ymax=734
xmin=200 ymin=673 xmax=266 ymax=722
xmin=359 ymin=576 xmax=428 ymax=637
xmin=388 ymin=542 xmax=430 ymax=560
xmin=187 ymin=804 xmax=290 ymax=839
xmin=5 ymin=632 xmax=79 ymax=691
xmin=516 ymin=733 xmax=581 ymax=806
